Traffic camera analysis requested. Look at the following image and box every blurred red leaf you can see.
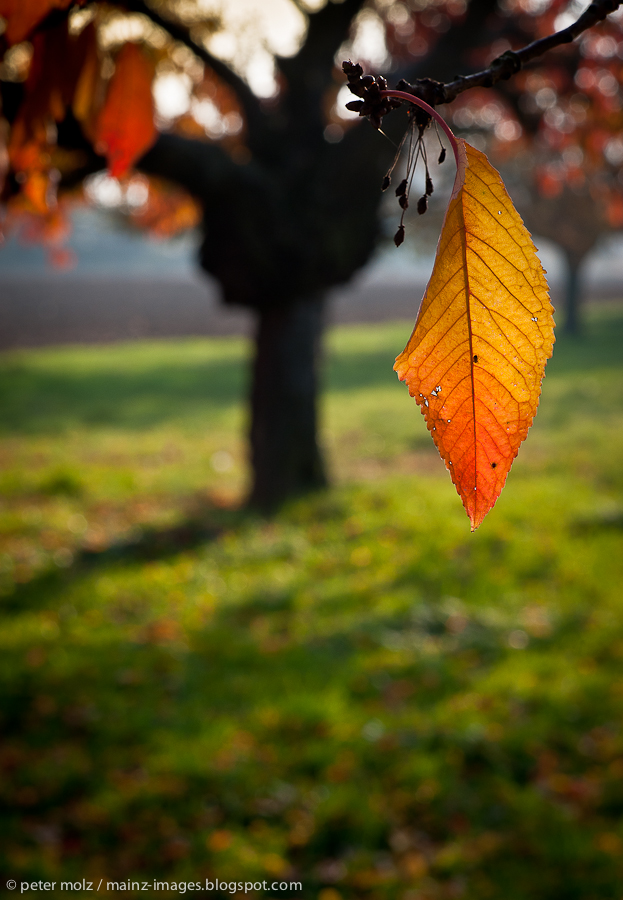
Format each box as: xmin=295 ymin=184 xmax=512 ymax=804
xmin=0 ymin=0 xmax=74 ymax=46
xmin=94 ymin=43 xmax=157 ymax=178
xmin=8 ymin=23 xmax=96 ymax=214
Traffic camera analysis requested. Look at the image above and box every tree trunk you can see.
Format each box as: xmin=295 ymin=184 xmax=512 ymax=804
xmin=563 ymin=250 xmax=583 ymax=336
xmin=248 ymin=296 xmax=327 ymax=512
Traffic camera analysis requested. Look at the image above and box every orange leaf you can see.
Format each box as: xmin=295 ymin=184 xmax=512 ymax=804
xmin=7 ymin=25 xmax=79 ymax=213
xmin=0 ymin=0 xmax=73 ymax=46
xmin=94 ymin=43 xmax=157 ymax=179
xmin=394 ymin=140 xmax=555 ymax=530
xmin=129 ymin=177 xmax=202 ymax=238
xmin=72 ymin=24 xmax=100 ymax=126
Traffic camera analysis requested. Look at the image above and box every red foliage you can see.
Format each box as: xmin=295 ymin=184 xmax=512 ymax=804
xmin=93 ymin=43 xmax=157 ymax=178
xmin=0 ymin=0 xmax=75 ymax=46
xmin=7 ymin=23 xmax=100 ymax=213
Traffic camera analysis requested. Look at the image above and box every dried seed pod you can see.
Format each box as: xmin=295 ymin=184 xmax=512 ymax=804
xmin=417 ymin=195 xmax=428 ymax=215
xmin=342 ymin=60 xmax=363 ymax=77
xmin=394 ymin=224 xmax=405 ymax=246
xmin=345 ymin=100 xmax=365 ymax=112
xmin=395 ymin=179 xmax=408 ymax=197
xmin=438 ymin=147 xmax=447 ymax=164
xmin=381 ymin=175 xmax=391 ymax=191
xmin=425 ymin=175 xmax=434 ymax=195
xmin=399 ymin=194 xmax=409 ymax=210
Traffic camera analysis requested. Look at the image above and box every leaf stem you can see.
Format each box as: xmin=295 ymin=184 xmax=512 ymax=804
xmin=380 ymin=90 xmax=460 ymax=168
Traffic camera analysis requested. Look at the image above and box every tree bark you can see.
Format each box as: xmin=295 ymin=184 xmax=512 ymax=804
xmin=563 ymin=250 xmax=583 ymax=336
xmin=248 ymin=296 xmax=327 ymax=512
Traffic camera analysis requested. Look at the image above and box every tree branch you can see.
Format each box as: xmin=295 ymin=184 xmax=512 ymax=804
xmin=120 ymin=0 xmax=263 ymax=130
xmin=276 ymin=0 xmax=366 ymax=141
xmin=281 ymin=0 xmax=364 ymax=73
xmin=402 ymin=0 xmax=501 ymax=84
xmin=138 ymin=132 xmax=239 ymax=198
xmin=397 ymin=0 xmax=623 ymax=106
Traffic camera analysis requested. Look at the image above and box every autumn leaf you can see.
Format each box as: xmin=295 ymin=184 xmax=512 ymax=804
xmin=0 ymin=0 xmax=73 ymax=46
xmin=7 ymin=25 xmax=81 ymax=214
xmin=72 ymin=24 xmax=100 ymax=126
xmin=129 ymin=177 xmax=202 ymax=238
xmin=394 ymin=139 xmax=555 ymax=530
xmin=94 ymin=43 xmax=157 ymax=179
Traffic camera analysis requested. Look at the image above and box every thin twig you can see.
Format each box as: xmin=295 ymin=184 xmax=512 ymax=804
xmin=381 ymin=90 xmax=460 ymax=163
xmin=401 ymin=0 xmax=623 ymax=106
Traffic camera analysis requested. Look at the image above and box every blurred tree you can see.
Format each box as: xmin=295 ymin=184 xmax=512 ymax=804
xmin=1 ymin=0 xmax=622 ymax=504
xmin=520 ymin=184 xmax=609 ymax=334
xmin=420 ymin=0 xmax=623 ymax=334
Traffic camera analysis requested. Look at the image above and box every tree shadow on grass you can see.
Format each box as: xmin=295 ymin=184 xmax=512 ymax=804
xmin=0 ymin=497 xmax=252 ymax=615
xmin=0 ymin=353 xmax=248 ymax=436
xmin=0 ymin=340 xmax=409 ymax=436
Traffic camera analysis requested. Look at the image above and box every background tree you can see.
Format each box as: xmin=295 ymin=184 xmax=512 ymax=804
xmin=412 ymin=0 xmax=623 ymax=333
xmin=1 ymin=0 xmax=622 ymax=506
xmin=520 ymin=183 xmax=610 ymax=334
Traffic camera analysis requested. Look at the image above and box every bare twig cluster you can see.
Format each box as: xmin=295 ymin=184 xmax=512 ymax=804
xmin=344 ymin=0 xmax=623 ymax=243
xmin=345 ymin=0 xmax=623 ymax=119
xmin=343 ymin=63 xmax=448 ymax=242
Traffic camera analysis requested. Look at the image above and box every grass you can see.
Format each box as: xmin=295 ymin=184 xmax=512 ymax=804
xmin=1 ymin=306 xmax=623 ymax=899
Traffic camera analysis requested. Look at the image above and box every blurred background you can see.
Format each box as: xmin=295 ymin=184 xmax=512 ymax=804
xmin=2 ymin=0 xmax=623 ymax=897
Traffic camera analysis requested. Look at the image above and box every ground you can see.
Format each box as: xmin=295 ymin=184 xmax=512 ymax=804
xmin=1 ymin=306 xmax=623 ymax=899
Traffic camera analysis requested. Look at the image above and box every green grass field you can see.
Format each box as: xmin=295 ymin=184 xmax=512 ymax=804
xmin=2 ymin=307 xmax=623 ymax=899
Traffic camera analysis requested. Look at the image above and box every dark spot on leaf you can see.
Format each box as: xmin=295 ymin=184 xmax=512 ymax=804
xmin=491 ymin=462 xmax=497 ymax=468
xmin=473 ymin=354 xmax=478 ymax=363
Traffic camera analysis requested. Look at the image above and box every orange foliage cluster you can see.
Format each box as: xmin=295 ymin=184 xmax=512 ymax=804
xmin=7 ymin=23 xmax=97 ymax=215
xmin=0 ymin=2 xmax=214 ymax=258
xmin=527 ymin=50 xmax=623 ymax=223
xmin=5 ymin=21 xmax=157 ymax=198
xmin=0 ymin=8 xmax=159 ymax=263
xmin=129 ymin=177 xmax=202 ymax=239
